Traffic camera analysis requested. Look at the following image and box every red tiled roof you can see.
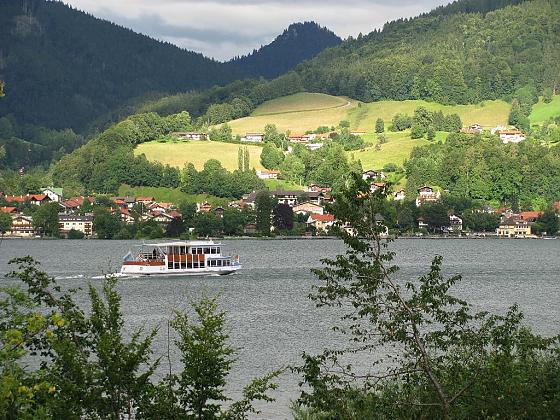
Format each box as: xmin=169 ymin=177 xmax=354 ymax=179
xmin=519 ymin=211 xmax=542 ymax=220
xmin=167 ymin=210 xmax=182 ymax=218
xmin=310 ymin=213 xmax=335 ymax=222
xmin=136 ymin=196 xmax=155 ymax=202
xmin=4 ymin=195 xmax=28 ymax=203
xmin=0 ymin=206 xmax=17 ymax=214
xmin=30 ymin=194 xmax=48 ymax=201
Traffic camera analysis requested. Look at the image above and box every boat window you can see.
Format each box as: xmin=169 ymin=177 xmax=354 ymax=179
xmin=226 ymin=260 xmax=230 ymax=266
xmin=181 ymin=261 xmax=186 ymax=269
xmin=210 ymin=247 xmax=216 ymax=254
xmin=216 ymin=247 xmax=221 ymax=254
xmin=193 ymin=261 xmax=199 ymax=268
xmin=200 ymin=261 xmax=205 ymax=268
xmin=174 ymin=262 xmax=180 ymax=269
xmin=196 ymin=247 xmax=203 ymax=254
xmin=168 ymin=261 xmax=173 ymax=269
xmin=203 ymin=247 xmax=210 ymax=254
xmin=217 ymin=260 xmax=222 ymax=267
xmin=187 ymin=262 xmax=192 ymax=269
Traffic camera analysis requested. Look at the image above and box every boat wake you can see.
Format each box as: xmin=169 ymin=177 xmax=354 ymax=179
xmin=90 ymin=272 xmax=140 ymax=279
xmin=54 ymin=274 xmax=84 ymax=280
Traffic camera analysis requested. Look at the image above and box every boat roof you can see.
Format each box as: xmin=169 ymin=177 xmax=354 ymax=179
xmin=140 ymin=240 xmax=222 ymax=247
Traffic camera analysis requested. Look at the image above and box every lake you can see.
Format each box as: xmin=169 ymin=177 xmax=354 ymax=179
xmin=0 ymin=238 xmax=559 ymax=418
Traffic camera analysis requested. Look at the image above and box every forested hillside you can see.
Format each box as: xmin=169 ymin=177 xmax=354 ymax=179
xmin=230 ymin=22 xmax=341 ymax=79
xmin=0 ymin=0 xmax=246 ymax=131
xmin=295 ymin=0 xmax=560 ymax=104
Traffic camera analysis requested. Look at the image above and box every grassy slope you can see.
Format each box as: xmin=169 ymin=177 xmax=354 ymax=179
xmin=347 ymin=99 xmax=510 ymax=130
xmin=351 ymin=131 xmax=429 ymax=170
xmin=226 ymin=93 xmax=358 ymax=135
xmin=138 ymin=94 xmax=527 ymax=179
xmin=135 ymin=140 xmax=265 ymax=171
xmin=529 ymin=95 xmax=560 ymax=124
xmin=117 ymin=185 xmax=230 ymax=206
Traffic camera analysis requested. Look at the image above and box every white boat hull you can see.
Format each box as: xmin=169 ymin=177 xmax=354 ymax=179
xmin=120 ymin=264 xmax=241 ymax=277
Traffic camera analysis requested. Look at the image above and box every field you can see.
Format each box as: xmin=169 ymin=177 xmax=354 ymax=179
xmin=117 ymin=185 xmax=230 ymax=206
xmin=350 ymin=131 xmax=429 ymax=170
xmin=347 ymin=99 xmax=511 ymax=131
xmin=252 ymin=92 xmax=349 ymax=116
xmin=225 ymin=93 xmax=358 ymax=135
xmin=135 ymin=141 xmax=265 ymax=171
xmin=529 ymin=95 xmax=560 ymax=124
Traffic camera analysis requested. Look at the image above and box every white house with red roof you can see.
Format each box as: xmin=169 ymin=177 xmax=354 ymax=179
xmin=306 ymin=213 xmax=336 ymax=233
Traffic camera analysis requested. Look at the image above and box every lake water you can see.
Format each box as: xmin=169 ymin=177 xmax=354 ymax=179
xmin=0 ymin=238 xmax=559 ymax=418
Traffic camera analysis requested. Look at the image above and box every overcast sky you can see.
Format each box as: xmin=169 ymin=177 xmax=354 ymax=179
xmin=64 ymin=0 xmax=450 ymax=61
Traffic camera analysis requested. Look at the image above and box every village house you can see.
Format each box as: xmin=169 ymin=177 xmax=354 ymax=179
xmin=293 ymin=202 xmax=325 ymax=215
xmin=417 ymin=216 xmax=429 ymax=230
xmin=288 ymin=135 xmax=308 ymax=144
xmin=305 ymin=184 xmax=332 ymax=194
xmin=197 ymin=202 xmax=213 ymax=213
xmin=120 ymin=208 xmax=135 ymax=224
xmin=496 ymin=217 xmax=533 ymax=238
xmin=362 ymin=169 xmax=386 ymax=181
xmin=305 ymin=143 xmax=323 ymax=151
xmin=58 ymin=214 xmax=93 ymax=237
xmin=1 ymin=206 xmax=17 ymax=215
xmin=149 ymin=211 xmax=176 ymax=228
xmin=4 ymin=194 xmax=50 ymax=206
xmin=461 ymin=124 xmax=483 ymax=134
xmin=519 ymin=211 xmax=542 ymax=222
xmin=136 ymin=196 xmax=155 ymax=205
xmin=61 ymin=196 xmax=95 ymax=213
xmin=9 ymin=214 xmax=35 ymax=237
xmin=393 ymin=189 xmax=406 ymax=201
xmin=149 ymin=202 xmax=174 ymax=213
xmin=498 ymin=128 xmax=526 ymax=144
xmin=307 ymin=213 xmax=335 ymax=233
xmin=370 ymin=181 xmax=386 ymax=193
xmin=111 ymin=196 xmax=136 ymax=209
xmin=42 ymin=187 xmax=64 ymax=202
xmin=243 ymin=223 xmax=257 ymax=235
xmin=213 ymin=207 xmax=225 ymax=218
xmin=415 ymin=186 xmax=440 ymax=207
xmin=256 ymin=169 xmax=280 ymax=180
xmin=241 ymin=133 xmax=264 ymax=143
xmin=171 ymin=132 xmax=207 ymax=141
xmin=272 ymin=191 xmax=301 ymax=207
xmin=449 ymin=215 xmax=463 ymax=233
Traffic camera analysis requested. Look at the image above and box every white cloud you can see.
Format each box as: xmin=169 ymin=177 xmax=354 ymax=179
xmin=63 ymin=0 xmax=450 ymax=60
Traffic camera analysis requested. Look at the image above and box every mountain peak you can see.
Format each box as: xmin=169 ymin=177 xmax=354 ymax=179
xmin=230 ymin=21 xmax=341 ymax=79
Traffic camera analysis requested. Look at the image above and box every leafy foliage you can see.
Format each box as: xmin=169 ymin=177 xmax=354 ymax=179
xmin=294 ymin=175 xmax=560 ymax=418
xmin=405 ymin=132 xmax=560 ymax=205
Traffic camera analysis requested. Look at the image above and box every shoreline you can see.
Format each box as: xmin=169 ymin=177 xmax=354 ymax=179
xmin=2 ymin=235 xmax=557 ymax=241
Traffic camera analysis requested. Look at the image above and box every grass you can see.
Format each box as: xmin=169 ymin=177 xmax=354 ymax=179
xmin=529 ymin=95 xmax=560 ymax=124
xmin=225 ymin=93 xmax=358 ymax=135
xmin=117 ymin=185 xmax=230 ymax=206
xmin=263 ymin=179 xmax=304 ymax=191
xmin=347 ymin=99 xmax=510 ymax=130
xmin=135 ymin=140 xmax=265 ymax=171
xmin=349 ymin=131 xmax=429 ymax=170
xmin=252 ymin=92 xmax=349 ymax=116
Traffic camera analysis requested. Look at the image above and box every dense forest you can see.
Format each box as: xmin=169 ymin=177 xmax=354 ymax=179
xmin=229 ymin=22 xmax=341 ymax=79
xmin=405 ymin=133 xmax=560 ymax=207
xmin=0 ymin=0 xmax=246 ymax=131
xmin=295 ymin=0 xmax=560 ymax=104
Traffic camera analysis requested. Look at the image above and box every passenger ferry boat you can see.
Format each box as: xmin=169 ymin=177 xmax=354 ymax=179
xmin=120 ymin=241 xmax=241 ymax=276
